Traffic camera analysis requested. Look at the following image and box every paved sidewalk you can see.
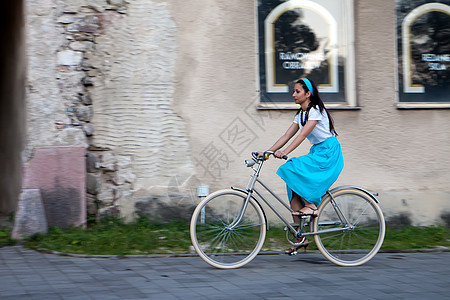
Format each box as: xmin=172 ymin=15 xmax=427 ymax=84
xmin=0 ymin=246 xmax=449 ymax=299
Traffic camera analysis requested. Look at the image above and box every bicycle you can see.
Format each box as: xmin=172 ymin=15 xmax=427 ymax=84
xmin=190 ymin=151 xmax=386 ymax=269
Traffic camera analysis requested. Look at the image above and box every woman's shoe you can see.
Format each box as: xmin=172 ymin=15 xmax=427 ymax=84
xmin=292 ymin=205 xmax=318 ymax=217
xmin=284 ymin=241 xmax=309 ymax=255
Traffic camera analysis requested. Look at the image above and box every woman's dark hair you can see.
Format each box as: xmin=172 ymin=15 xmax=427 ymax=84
xmin=295 ymin=78 xmax=337 ymax=135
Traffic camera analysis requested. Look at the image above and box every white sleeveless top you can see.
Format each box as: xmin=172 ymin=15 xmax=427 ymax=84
xmin=293 ymin=107 xmax=335 ymax=145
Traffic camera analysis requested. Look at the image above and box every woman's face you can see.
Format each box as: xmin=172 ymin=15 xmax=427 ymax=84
xmin=292 ymin=83 xmax=310 ymax=105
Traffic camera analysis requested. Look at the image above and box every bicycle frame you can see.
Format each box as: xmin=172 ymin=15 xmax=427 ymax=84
xmin=229 ymin=153 xmax=360 ymax=238
xmin=191 ymin=151 xmax=385 ymax=268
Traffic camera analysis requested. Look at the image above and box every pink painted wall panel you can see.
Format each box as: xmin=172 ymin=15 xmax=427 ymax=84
xmin=22 ymin=146 xmax=86 ymax=227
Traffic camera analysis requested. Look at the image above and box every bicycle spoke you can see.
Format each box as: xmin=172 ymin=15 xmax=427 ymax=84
xmin=352 ymin=202 xmax=371 ymax=227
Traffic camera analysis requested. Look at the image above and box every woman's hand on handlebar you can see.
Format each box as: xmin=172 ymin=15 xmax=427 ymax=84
xmin=274 ymin=150 xmax=287 ymax=159
xmin=255 ymin=151 xmax=272 ymax=160
xmin=254 ymin=151 xmax=288 ymax=160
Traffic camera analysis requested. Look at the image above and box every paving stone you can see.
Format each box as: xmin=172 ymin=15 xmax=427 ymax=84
xmin=0 ymin=247 xmax=449 ymax=299
xmin=60 ymin=295 xmax=93 ymax=300
xmin=1 ymin=295 xmax=31 ymax=300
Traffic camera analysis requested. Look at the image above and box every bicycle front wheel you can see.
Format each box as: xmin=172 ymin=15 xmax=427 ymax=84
xmin=313 ymin=188 xmax=385 ymax=266
xmin=190 ymin=189 xmax=266 ymax=269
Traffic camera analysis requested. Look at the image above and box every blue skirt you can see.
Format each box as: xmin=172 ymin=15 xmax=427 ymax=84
xmin=276 ymin=136 xmax=344 ymax=206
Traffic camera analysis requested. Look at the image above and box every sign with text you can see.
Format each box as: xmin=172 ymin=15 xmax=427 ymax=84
xmin=257 ymin=0 xmax=355 ymax=108
xmin=396 ymin=0 xmax=450 ymax=103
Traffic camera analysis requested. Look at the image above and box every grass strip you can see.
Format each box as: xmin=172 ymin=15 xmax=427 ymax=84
xmin=0 ymin=226 xmax=17 ymax=247
xmin=0 ymin=218 xmax=448 ymax=255
xmin=23 ymin=218 xmax=193 ymax=255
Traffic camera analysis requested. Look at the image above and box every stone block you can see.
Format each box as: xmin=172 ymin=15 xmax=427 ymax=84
xmin=87 ymin=0 xmax=107 ymax=13
xmin=87 ymin=69 xmax=99 ymax=77
xmin=11 ymin=189 xmax=48 ymax=240
xmin=62 ymin=6 xmax=79 ymax=14
xmin=86 ymin=152 xmax=99 ymax=173
xmin=22 ymin=146 xmax=86 ymax=228
xmin=67 ymin=23 xmax=80 ymax=33
xmin=112 ymin=169 xmax=136 ymax=185
xmin=56 ymin=128 xmax=88 ymax=147
xmin=83 ymin=124 xmax=94 ymax=136
xmin=72 ymin=96 xmax=81 ymax=104
xmin=82 ymin=77 xmax=94 ymax=86
xmin=75 ymin=106 xmax=93 ymax=122
xmin=77 ymin=24 xmax=99 ymax=33
xmin=57 ymin=16 xmax=75 ymax=24
xmin=81 ymin=94 xmax=92 ymax=105
xmin=99 ymin=152 xmax=117 ymax=171
xmin=57 ymin=50 xmax=83 ymax=66
xmin=86 ymin=174 xmax=101 ymax=195
xmin=97 ymin=183 xmax=115 ymax=205
xmin=83 ymin=15 xmax=100 ymax=26
xmin=108 ymin=0 xmax=125 ymax=7
xmin=98 ymin=205 xmax=120 ymax=218
xmin=86 ymin=194 xmax=98 ymax=215
xmin=117 ymin=155 xmax=132 ymax=169
xmin=69 ymin=41 xmax=94 ymax=52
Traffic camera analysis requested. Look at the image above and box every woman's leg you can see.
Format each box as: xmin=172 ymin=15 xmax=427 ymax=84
xmin=290 ymin=192 xmax=304 ymax=223
xmin=285 ymin=192 xmax=309 ymax=254
xmin=292 ymin=198 xmax=317 ymax=216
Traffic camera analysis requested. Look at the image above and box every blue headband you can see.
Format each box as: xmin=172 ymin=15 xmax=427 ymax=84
xmin=301 ymin=78 xmax=314 ymax=96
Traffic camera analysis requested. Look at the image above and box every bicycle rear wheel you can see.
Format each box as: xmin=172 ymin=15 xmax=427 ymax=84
xmin=313 ymin=188 xmax=385 ymax=266
xmin=190 ymin=189 xmax=266 ymax=269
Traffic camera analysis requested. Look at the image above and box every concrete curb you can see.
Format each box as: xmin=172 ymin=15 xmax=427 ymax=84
xmin=31 ymin=246 xmax=450 ymax=259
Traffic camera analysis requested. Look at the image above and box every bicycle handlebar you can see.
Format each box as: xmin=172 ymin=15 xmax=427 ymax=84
xmin=252 ymin=151 xmax=288 ymax=161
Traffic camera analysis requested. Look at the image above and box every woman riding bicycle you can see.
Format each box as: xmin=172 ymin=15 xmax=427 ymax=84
xmin=259 ymin=78 xmax=344 ymax=255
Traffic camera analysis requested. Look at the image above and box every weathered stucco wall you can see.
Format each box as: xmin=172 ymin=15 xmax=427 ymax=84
xmin=349 ymin=1 xmax=450 ymax=225
xmin=90 ymin=0 xmax=194 ymax=186
xmin=25 ymin=0 xmax=85 ymax=157
xmin=25 ymin=0 xmax=196 ymax=220
xmin=87 ymin=0 xmax=195 ymax=217
xmin=169 ymin=0 xmax=450 ymax=226
xmin=24 ymin=0 xmax=449 ymax=225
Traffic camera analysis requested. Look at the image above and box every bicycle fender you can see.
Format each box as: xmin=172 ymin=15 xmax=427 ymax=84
xmin=231 ymin=186 xmax=269 ymax=230
xmin=327 ymin=185 xmax=380 ymax=203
